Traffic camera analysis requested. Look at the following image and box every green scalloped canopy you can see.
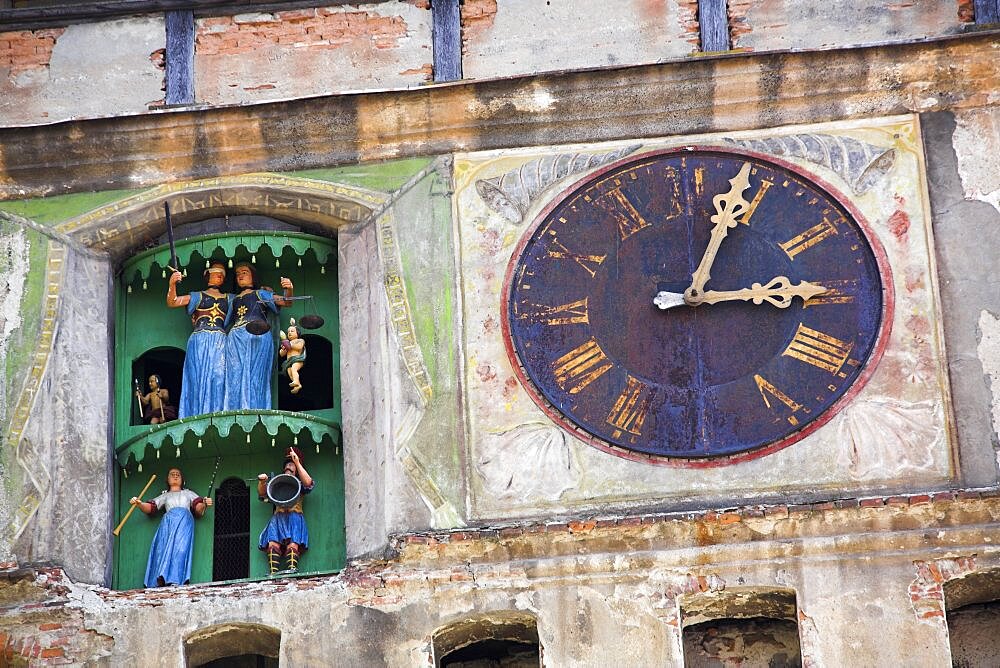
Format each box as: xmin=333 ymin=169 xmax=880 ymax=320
xmin=115 ymin=410 xmax=342 ymax=467
xmin=122 ymin=232 xmax=335 ymax=285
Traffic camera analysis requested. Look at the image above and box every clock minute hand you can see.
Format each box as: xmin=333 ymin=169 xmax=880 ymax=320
xmin=700 ymin=276 xmax=828 ymax=308
xmin=684 ymin=162 xmax=753 ymax=306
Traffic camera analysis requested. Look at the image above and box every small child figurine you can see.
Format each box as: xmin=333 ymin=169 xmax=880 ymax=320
xmin=278 ymin=319 xmax=306 ymax=394
xmin=135 ymin=374 xmax=177 ymax=424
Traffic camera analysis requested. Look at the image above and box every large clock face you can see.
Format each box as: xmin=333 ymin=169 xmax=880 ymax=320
xmin=502 ymin=148 xmax=892 ymax=464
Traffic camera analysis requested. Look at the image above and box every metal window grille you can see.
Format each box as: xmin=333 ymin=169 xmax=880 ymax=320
xmin=212 ymin=477 xmax=250 ymax=582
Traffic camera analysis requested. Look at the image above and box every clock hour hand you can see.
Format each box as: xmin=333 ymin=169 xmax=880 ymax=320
xmin=655 ymin=277 xmax=827 ymax=310
xmin=684 ymin=162 xmax=752 ymax=306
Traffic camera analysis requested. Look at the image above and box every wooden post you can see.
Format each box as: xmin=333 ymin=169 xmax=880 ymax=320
xmin=698 ymin=0 xmax=731 ymax=52
xmin=432 ymin=0 xmax=462 ymax=82
xmin=113 ymin=474 xmax=157 ymax=537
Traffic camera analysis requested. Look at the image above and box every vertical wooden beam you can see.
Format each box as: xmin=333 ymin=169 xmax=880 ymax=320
xmin=699 ymin=0 xmax=730 ymax=52
xmin=432 ymin=0 xmax=462 ymax=82
xmin=975 ymin=0 xmax=1000 ymax=24
xmin=165 ymin=9 xmax=195 ymax=105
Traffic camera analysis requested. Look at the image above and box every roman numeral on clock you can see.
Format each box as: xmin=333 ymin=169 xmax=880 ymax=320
xmin=547 ymin=238 xmax=607 ymax=278
xmin=738 ymin=178 xmax=773 ymax=225
xmin=552 ymin=338 xmax=613 ymax=394
xmin=606 ymin=375 xmax=653 ymax=436
xmin=525 ymin=297 xmax=589 ymax=326
xmin=782 ymin=323 xmax=854 ymax=375
xmin=778 ymin=216 xmax=839 ymax=260
xmin=753 ymin=374 xmax=804 ymax=425
xmin=600 ymin=187 xmax=652 ymax=241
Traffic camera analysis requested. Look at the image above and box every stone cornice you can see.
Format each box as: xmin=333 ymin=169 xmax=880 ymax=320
xmin=0 ymin=30 xmax=997 ymax=201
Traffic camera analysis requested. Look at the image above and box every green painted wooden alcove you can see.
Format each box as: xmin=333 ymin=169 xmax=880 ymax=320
xmin=113 ymin=230 xmax=345 ymax=590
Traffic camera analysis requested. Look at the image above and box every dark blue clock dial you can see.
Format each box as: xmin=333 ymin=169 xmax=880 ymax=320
xmin=502 ymin=148 xmax=891 ymax=463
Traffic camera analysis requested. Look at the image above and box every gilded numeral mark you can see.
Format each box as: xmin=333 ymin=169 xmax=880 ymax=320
xmin=552 ymin=338 xmax=613 ymax=394
xmin=779 ymin=216 xmax=839 ymax=260
xmin=525 ymin=297 xmax=589 ymax=326
xmin=601 ymin=188 xmax=652 ymax=241
xmin=694 ymin=167 xmax=706 ymax=198
xmin=782 ymin=323 xmax=854 ymax=375
xmin=607 ymin=375 xmax=654 ymax=436
xmin=754 ymin=374 xmax=804 ymax=425
xmin=738 ymin=179 xmax=774 ymax=225
xmin=663 ymin=166 xmax=684 ymax=221
xmin=803 ymin=278 xmax=857 ymax=308
xmin=547 ymin=238 xmax=607 ymax=278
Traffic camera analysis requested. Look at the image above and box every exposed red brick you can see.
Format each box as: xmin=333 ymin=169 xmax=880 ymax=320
xmin=0 ymin=27 xmax=64 ymax=74
xmin=886 ymin=496 xmax=909 ymax=506
xmin=859 ymin=498 xmax=885 ymax=508
xmin=41 ymin=648 xmax=65 ymax=659
xmin=460 ymin=0 xmax=497 ymax=54
xmin=568 ymin=520 xmax=597 ymax=533
xmin=908 ymin=494 xmax=932 ymax=505
xmin=498 ymin=527 xmax=522 ymax=538
xmin=717 ymin=513 xmax=741 ymax=525
xmin=38 ymin=623 xmax=62 ymax=631
xmin=931 ymin=492 xmax=956 ymax=502
xmin=764 ymin=506 xmax=789 ymax=518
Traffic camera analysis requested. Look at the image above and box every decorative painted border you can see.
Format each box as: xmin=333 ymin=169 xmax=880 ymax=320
xmin=7 ymin=241 xmax=61 ymax=541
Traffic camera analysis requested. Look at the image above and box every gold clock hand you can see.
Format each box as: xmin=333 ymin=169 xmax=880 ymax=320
xmin=684 ymin=162 xmax=753 ymax=305
xmin=700 ymin=276 xmax=828 ymax=308
xmin=655 ymin=277 xmax=827 ymax=310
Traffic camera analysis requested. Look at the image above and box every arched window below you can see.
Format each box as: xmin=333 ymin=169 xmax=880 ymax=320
xmin=945 ymin=568 xmax=1000 ymax=666
xmin=680 ymin=588 xmax=801 ymax=668
xmin=432 ymin=612 xmax=540 ymax=667
xmin=184 ymin=623 xmax=280 ymax=668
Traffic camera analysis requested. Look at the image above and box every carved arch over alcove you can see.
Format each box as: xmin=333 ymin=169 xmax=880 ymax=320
xmin=56 ymin=173 xmax=386 ymax=260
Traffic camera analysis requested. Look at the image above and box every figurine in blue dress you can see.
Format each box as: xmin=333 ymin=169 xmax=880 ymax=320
xmin=167 ymin=262 xmax=232 ymax=418
xmin=224 ymin=262 xmax=293 ymax=411
xmin=131 ymin=467 xmax=211 ymax=587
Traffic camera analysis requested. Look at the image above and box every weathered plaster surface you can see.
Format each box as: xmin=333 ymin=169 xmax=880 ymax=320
xmin=6 ymin=495 xmax=998 ymax=665
xmin=922 ymin=111 xmax=1000 ymax=486
xmin=10 ymin=249 xmax=111 ymax=584
xmin=2 ymin=32 xmax=999 ymax=200
xmin=978 ymin=310 xmax=1000 ymax=446
xmin=194 ymin=2 xmax=432 ymax=106
xmin=455 ymin=116 xmax=954 ymax=522
xmin=461 ymin=0 xmax=698 ymax=80
xmin=729 ymin=0 xmax=965 ymax=51
xmin=0 ymin=17 xmax=165 ymax=127
xmin=953 ymin=107 xmax=1000 ymax=216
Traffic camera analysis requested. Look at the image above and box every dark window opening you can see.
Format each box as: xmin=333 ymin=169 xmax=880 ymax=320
xmin=277 ymin=334 xmax=333 ymax=412
xmin=198 ymin=654 xmax=278 ymax=668
xmin=433 ymin=614 xmax=540 ymax=668
xmin=440 ymin=639 xmax=539 ymax=667
xmin=683 ymin=617 xmax=801 ymax=668
xmin=213 ymin=477 xmax=250 ymax=582
xmin=184 ymin=623 xmax=280 ymax=668
xmin=131 ymin=347 xmax=184 ymax=426
xmin=680 ymin=588 xmax=801 ymax=668
xmin=944 ymin=569 xmax=1000 ymax=666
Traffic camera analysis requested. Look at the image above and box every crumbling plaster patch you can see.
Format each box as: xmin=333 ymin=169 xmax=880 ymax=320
xmin=953 ymin=108 xmax=1000 ymax=216
xmin=978 ymin=310 xmax=1000 ymax=448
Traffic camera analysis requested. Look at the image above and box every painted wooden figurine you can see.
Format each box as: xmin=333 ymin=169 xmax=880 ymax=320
xmin=224 ymin=262 xmax=293 ymax=410
xmin=257 ymin=447 xmax=313 ymax=574
xmin=135 ymin=374 xmax=177 ymax=424
xmin=278 ymin=318 xmax=307 ymax=394
xmin=166 ymin=262 xmax=232 ymax=418
xmin=130 ymin=467 xmax=212 ymax=587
